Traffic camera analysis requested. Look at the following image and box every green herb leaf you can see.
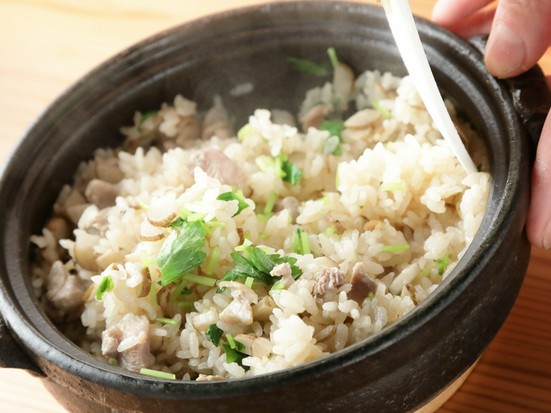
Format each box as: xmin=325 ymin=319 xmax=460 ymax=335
xmin=287 ymin=56 xmax=330 ymax=77
xmin=223 ymin=343 xmax=249 ymax=367
xmin=281 ymin=159 xmax=303 ymax=186
xmin=292 ymin=227 xmax=311 ymax=255
xmin=206 ymin=324 xmax=223 ymax=346
xmin=155 ymin=317 xmax=179 ymax=326
xmin=96 ymin=275 xmax=114 ymax=301
xmin=434 ymin=255 xmax=450 ymax=275
xmin=327 ymin=47 xmax=339 ymax=68
xmin=157 ymin=220 xmax=207 ymax=286
xmin=217 ymin=191 xmax=249 ymax=217
xmin=222 ymin=246 xmax=302 ymax=285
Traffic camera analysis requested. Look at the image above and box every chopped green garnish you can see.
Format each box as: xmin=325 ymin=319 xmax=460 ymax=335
xmin=434 ymin=255 xmax=450 ymax=275
xmin=320 ymin=119 xmax=345 ymax=138
xmin=234 ymin=238 xmax=253 ymax=252
xmin=96 ymin=275 xmax=114 ymax=301
xmin=108 ymin=357 xmax=118 ymax=366
xmin=223 ymin=246 xmax=302 ymax=285
xmin=225 ymin=333 xmax=246 ymax=352
xmin=245 ymin=276 xmax=255 ymax=288
xmin=237 ymin=123 xmax=254 ymax=141
xmin=327 ymin=47 xmax=339 ymax=68
xmin=287 ymin=56 xmax=330 ymax=77
xmin=281 ymin=159 xmax=303 ymax=185
xmin=382 ymin=244 xmax=410 ymax=253
xmin=216 ymin=286 xmax=227 ymax=294
xmin=380 ymin=181 xmax=405 ymax=191
xmin=206 ymin=324 xmax=223 ymax=346
xmin=139 ymin=368 xmax=176 ymax=380
xmin=223 ymin=344 xmax=249 ymax=366
xmin=259 ymin=232 xmax=270 ymax=239
xmin=204 ymin=246 xmax=221 ymax=275
xmin=157 ymin=220 xmax=207 ymax=286
xmin=182 ymin=273 xmax=216 ymax=287
xmin=371 ymin=100 xmax=392 ymax=119
xmin=264 ymin=191 xmax=278 ymax=216
xmin=217 ymin=190 xmax=249 ymax=217
xmin=155 ymin=317 xmax=179 ymax=326
xmin=292 ymin=227 xmax=311 ymax=255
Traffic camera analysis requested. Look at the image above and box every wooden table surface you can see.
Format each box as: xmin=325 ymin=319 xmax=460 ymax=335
xmin=1 ymin=1 xmax=550 ymax=412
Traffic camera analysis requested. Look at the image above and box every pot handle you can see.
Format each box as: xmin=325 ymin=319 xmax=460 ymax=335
xmin=0 ymin=313 xmax=44 ymax=376
xmin=469 ymin=35 xmax=551 ymax=153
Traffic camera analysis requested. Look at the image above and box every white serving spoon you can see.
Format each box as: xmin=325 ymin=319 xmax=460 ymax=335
xmin=381 ymin=0 xmax=477 ymax=174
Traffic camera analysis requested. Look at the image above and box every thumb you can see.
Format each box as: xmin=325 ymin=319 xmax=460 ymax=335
xmin=527 ymin=110 xmax=551 ymax=249
xmin=485 ymin=0 xmax=551 ymax=78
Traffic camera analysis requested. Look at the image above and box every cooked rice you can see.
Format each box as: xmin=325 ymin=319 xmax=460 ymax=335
xmin=30 ymin=66 xmax=489 ymax=380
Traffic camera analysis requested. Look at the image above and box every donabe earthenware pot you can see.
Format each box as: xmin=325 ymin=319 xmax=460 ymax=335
xmin=0 ymin=2 xmax=549 ymax=412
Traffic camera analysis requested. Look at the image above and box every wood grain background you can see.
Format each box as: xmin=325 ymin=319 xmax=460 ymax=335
xmin=1 ymin=1 xmax=550 ymax=412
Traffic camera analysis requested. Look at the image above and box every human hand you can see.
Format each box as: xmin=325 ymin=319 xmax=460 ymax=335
xmin=432 ymin=0 xmax=551 ymax=249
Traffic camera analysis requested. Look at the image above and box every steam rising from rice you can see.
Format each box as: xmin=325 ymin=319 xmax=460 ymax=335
xmin=30 ymin=67 xmax=489 ymax=381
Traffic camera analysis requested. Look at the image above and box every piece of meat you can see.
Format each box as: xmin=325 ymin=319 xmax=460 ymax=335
xmin=101 ymin=313 xmax=154 ymax=372
xmin=348 ymin=262 xmax=380 ymax=303
xmin=84 ymin=179 xmax=118 ymax=209
xmin=189 ymin=149 xmax=245 ymax=187
xmin=218 ymin=281 xmax=258 ymax=325
xmin=46 ymin=260 xmax=85 ymax=311
xmin=312 ymin=267 xmax=345 ymax=298
xmin=270 ymin=262 xmax=294 ymax=287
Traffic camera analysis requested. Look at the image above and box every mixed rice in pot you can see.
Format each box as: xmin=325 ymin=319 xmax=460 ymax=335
xmin=30 ymin=53 xmax=489 ymax=381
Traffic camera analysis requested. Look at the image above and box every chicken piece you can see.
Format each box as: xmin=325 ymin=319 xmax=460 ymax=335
xmin=218 ymin=281 xmax=258 ymax=325
xmin=101 ymin=314 xmax=154 ymax=372
xmin=312 ymin=267 xmax=345 ymax=298
xmin=270 ymin=262 xmax=294 ymax=287
xmin=348 ymin=262 xmax=380 ymax=303
xmin=46 ymin=260 xmax=85 ymax=311
xmin=300 ymin=105 xmax=326 ymax=131
xmin=84 ymin=179 xmax=118 ymax=209
xmin=189 ymin=149 xmax=245 ymax=187
xmin=234 ymin=334 xmax=272 ymax=357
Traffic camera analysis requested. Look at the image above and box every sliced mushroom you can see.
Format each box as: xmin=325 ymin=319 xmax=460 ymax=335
xmin=252 ymin=295 xmax=276 ymax=321
xmin=300 ymin=105 xmax=326 ymax=131
xmin=344 ymin=108 xmax=381 ymax=129
xmin=146 ymin=204 xmax=177 ymax=227
xmin=333 ymin=62 xmax=355 ymax=100
xmin=348 ymin=262 xmax=380 ymax=303
xmin=218 ymin=281 xmax=258 ymax=325
xmin=234 ymin=334 xmax=272 ymax=357
xmin=140 ymin=219 xmax=165 ymax=242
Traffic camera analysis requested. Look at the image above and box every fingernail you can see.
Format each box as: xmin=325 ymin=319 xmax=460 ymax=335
xmin=485 ymin=22 xmax=525 ymax=78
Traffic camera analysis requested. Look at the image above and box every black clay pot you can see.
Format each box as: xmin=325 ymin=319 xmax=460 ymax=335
xmin=0 ymin=2 xmax=549 ymax=412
